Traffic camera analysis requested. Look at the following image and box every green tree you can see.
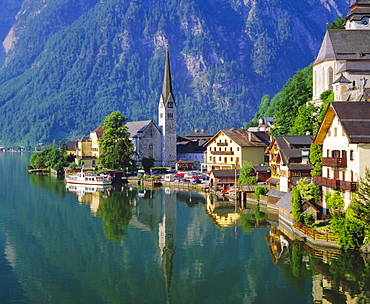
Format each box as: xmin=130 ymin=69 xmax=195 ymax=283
xmin=271 ymin=65 xmax=313 ymax=136
xmin=238 ymin=161 xmax=258 ymax=185
xmin=327 ymin=16 xmax=345 ymax=30
xmin=254 ymin=185 xmax=268 ymax=202
xmin=292 ymin=187 xmax=302 ymax=222
xmin=142 ymin=156 xmax=155 ymax=173
xmin=290 ymin=102 xmax=317 ymax=136
xmin=98 ymin=111 xmax=135 ymax=170
xmin=348 ymin=168 xmax=370 ymax=242
xmin=296 ymin=177 xmax=319 ymax=203
xmin=310 ymin=143 xmax=322 ymax=176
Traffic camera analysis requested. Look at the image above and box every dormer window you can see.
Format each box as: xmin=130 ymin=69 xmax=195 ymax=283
xmin=361 ymin=17 xmax=369 ymax=26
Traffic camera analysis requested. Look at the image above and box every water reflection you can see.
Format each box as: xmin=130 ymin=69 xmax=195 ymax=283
xmin=3 ymin=153 xmax=370 ymax=303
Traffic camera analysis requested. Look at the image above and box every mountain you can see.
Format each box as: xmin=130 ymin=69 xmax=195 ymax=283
xmin=0 ymin=0 xmax=351 ymax=148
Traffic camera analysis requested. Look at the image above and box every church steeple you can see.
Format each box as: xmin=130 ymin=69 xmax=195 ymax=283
xmin=345 ymin=0 xmax=370 ymax=30
xmin=158 ymin=45 xmax=177 ymax=167
xmin=161 ymin=45 xmax=175 ymax=107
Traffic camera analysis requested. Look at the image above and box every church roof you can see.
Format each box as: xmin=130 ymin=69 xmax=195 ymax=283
xmin=161 ymin=46 xmax=175 ymax=107
xmin=337 ymin=61 xmax=370 ymax=73
xmin=125 ymin=120 xmax=158 ymax=138
xmin=315 ymin=102 xmax=370 ymax=144
xmin=314 ymin=30 xmax=370 ymax=65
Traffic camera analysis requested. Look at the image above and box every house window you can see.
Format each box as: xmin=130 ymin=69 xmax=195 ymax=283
xmin=327 ymin=149 xmax=330 ymax=157
xmin=351 ymin=170 xmax=354 ymax=182
xmin=328 ymin=129 xmax=331 ymax=137
xmin=327 ymin=168 xmax=330 ymax=178
xmin=167 ymin=113 xmax=174 ymax=119
xmin=350 ymin=150 xmax=354 ymax=161
xmin=236 ymin=157 xmax=239 ymax=164
xmin=224 ymin=157 xmax=227 ymax=163
xmin=219 ymin=157 xmax=221 ymax=161
xmin=230 ymin=140 xmax=232 ymax=143
xmin=230 ymin=147 xmax=233 ymax=151
xmin=332 ymin=150 xmax=340 ymax=158
xmin=342 ymin=171 xmax=345 ymax=181
xmin=342 ymin=150 xmax=347 ymax=158
xmin=219 ymin=147 xmax=221 ymax=151
xmin=209 ymin=156 xmax=212 ymax=162
xmin=334 ymin=127 xmax=337 ymax=137
xmin=237 ymin=147 xmax=240 ymax=151
xmin=231 ymin=157 xmax=233 ymax=162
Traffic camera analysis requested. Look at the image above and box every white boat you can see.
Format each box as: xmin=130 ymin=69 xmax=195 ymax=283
xmin=65 ymin=171 xmax=112 ymax=185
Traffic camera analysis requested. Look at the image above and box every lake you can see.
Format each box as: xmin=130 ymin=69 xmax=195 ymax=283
xmin=0 ymin=152 xmax=369 ymax=303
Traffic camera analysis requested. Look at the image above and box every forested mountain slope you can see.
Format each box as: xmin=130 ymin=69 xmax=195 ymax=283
xmin=0 ymin=0 xmax=350 ymax=147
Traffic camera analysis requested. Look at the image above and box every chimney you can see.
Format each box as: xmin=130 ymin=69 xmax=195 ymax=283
xmin=248 ymin=132 xmax=252 ymax=141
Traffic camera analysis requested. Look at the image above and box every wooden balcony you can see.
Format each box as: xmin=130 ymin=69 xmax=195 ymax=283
xmin=322 ymin=157 xmax=347 ymax=168
xmin=313 ymin=176 xmax=340 ymax=189
xmin=217 ymin=142 xmax=228 ymax=146
xmin=313 ymin=176 xmax=356 ymax=192
xmin=338 ymin=180 xmax=357 ymax=191
xmin=211 ymin=151 xmax=234 ymax=155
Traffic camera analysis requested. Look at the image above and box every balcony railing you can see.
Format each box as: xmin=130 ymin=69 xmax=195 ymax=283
xmin=313 ymin=176 xmax=357 ymax=192
xmin=313 ymin=176 xmax=340 ymax=189
xmin=339 ymin=180 xmax=357 ymax=191
xmin=211 ymin=151 xmax=234 ymax=155
xmin=217 ymin=142 xmax=228 ymax=146
xmin=322 ymin=157 xmax=347 ymax=168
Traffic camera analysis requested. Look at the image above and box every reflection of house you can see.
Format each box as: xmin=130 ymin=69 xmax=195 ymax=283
xmin=265 ymin=135 xmax=313 ymax=192
xmin=312 ymin=0 xmax=370 ymax=103
xmin=314 ymin=102 xmax=370 ymax=209
xmin=202 ymin=128 xmax=269 ymax=172
xmin=206 ymin=195 xmax=239 ymax=227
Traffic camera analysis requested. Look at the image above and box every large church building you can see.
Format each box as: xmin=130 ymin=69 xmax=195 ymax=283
xmin=312 ymin=0 xmax=370 ymax=103
xmin=74 ymin=47 xmax=177 ymax=168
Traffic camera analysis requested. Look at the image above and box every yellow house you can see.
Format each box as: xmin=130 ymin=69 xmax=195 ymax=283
xmin=75 ymin=137 xmax=96 ymax=167
xmin=90 ymin=125 xmax=103 ymax=158
xmin=202 ymin=128 xmax=269 ymax=172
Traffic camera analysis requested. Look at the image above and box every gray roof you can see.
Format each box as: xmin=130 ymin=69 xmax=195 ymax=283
xmin=269 ymin=136 xmax=313 ymax=164
xmin=125 ymin=120 xmax=157 ymax=138
xmin=347 ymin=0 xmax=370 ymax=22
xmin=332 ymin=102 xmax=370 ymax=143
xmin=314 ymin=30 xmax=370 ymax=64
xmin=333 ymin=74 xmax=352 ymax=84
xmin=161 ymin=46 xmax=175 ymax=106
xmin=211 ymin=169 xmax=240 ymax=178
xmin=276 ymin=193 xmax=293 ymax=213
xmin=253 ymin=166 xmax=271 ymax=173
xmin=266 ymin=189 xmax=286 ymax=199
xmin=287 ymin=164 xmax=313 ymax=171
xmin=337 ymin=61 xmax=370 ymax=73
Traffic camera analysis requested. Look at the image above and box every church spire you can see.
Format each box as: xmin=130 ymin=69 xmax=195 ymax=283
xmin=161 ymin=45 xmax=174 ymax=107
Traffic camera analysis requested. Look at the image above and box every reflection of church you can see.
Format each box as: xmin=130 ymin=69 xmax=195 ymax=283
xmin=131 ymin=189 xmax=177 ymax=299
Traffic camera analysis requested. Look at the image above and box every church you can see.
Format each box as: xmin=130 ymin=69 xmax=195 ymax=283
xmin=312 ymin=0 xmax=370 ymax=103
xmin=73 ymin=46 xmax=177 ymax=168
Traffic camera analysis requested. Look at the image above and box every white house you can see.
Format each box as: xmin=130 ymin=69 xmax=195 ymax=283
xmin=313 ymin=102 xmax=370 ymax=209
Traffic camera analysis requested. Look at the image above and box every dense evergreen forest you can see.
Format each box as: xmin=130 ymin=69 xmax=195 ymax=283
xmin=0 ymin=0 xmax=350 ymax=148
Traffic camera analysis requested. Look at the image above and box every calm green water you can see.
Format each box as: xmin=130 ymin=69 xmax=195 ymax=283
xmin=1 ymin=152 xmax=370 ymax=303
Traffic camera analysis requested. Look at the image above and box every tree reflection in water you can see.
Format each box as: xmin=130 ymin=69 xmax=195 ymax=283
xmin=97 ymin=188 xmax=135 ymax=241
